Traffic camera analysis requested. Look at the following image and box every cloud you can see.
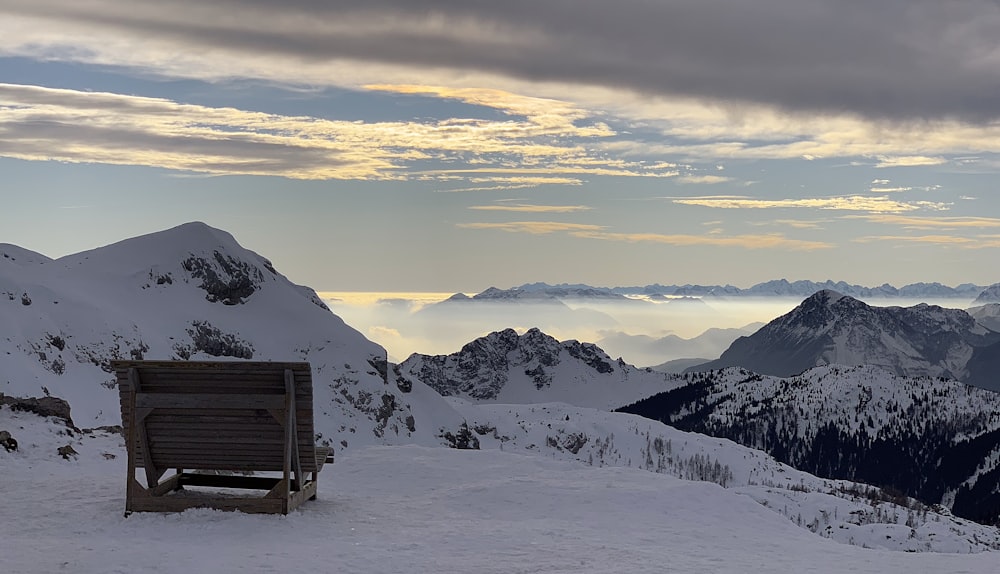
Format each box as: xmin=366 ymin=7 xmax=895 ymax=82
xmin=676 ymin=175 xmax=733 ymax=185
xmin=852 ymin=234 xmax=1000 ymax=247
xmin=6 ymin=1 xmax=1000 ymax=122
xmin=468 ymin=204 xmax=592 ymax=213
xmin=364 ymin=84 xmax=609 ymax=136
xmin=438 ymin=177 xmax=584 ymax=192
xmin=8 ymin=3 xmax=1000 ymax=180
xmin=875 ymin=156 xmax=948 ymax=168
xmin=671 ymin=195 xmax=950 ymax=213
xmin=869 ymin=186 xmax=912 ymax=193
xmin=459 ymin=214 xmax=833 ymax=250
xmin=571 ymin=230 xmax=832 ymax=251
xmin=456 ymin=221 xmax=605 ymax=234
xmin=0 ymin=82 xmax=678 ymax=182
xmin=844 ymin=215 xmax=1000 ymax=230
xmin=369 ymin=326 xmax=403 ymax=339
xmin=752 ymin=219 xmax=827 ymax=230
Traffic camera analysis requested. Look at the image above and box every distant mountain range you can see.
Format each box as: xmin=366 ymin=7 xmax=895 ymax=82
xmin=690 ymin=290 xmax=1000 ymax=390
xmin=611 ymin=279 xmax=993 ymax=300
xmin=438 ymin=280 xmax=998 ymax=304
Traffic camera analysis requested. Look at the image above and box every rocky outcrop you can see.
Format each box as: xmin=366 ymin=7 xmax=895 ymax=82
xmin=1 ymin=395 xmax=75 ymax=428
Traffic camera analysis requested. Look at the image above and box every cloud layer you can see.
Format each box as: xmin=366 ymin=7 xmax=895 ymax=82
xmin=0 ymin=83 xmax=676 ymax=182
xmin=6 ymin=1 xmax=1000 ymax=121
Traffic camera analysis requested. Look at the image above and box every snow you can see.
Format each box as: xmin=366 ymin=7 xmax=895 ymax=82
xmin=4 ymin=223 xmax=1000 ymax=571
xmin=446 ymin=399 xmax=1000 ymax=553
xmin=2 ymin=409 xmax=998 ymax=574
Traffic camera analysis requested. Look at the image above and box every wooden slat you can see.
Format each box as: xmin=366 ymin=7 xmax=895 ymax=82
xmin=134 ymin=393 xmax=286 ymax=410
xmin=115 ymin=360 xmax=326 ymax=515
xmin=130 ymin=368 xmax=161 ymax=488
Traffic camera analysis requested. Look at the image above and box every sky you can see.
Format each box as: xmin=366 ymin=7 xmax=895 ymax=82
xmin=2 ymin=1 xmax=1000 ymax=292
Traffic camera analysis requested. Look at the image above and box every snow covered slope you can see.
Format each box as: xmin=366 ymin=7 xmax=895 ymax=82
xmin=619 ymin=364 xmax=1000 ymax=524
xmin=4 ymin=403 xmax=999 ymax=569
xmin=395 ymin=327 xmax=683 ymax=409
xmin=443 ymin=400 xmax=1000 ymax=553
xmin=0 ymin=222 xmax=463 ymax=453
xmin=693 ymin=290 xmax=1000 ymax=385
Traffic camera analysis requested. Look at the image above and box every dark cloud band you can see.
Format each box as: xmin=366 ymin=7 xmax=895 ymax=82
xmin=6 ymin=0 xmax=1000 ymax=121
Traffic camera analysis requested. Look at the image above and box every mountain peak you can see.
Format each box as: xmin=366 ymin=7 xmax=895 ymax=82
xmin=806 ymin=289 xmax=846 ymax=304
xmin=691 ymin=291 xmax=1000 ymax=383
xmin=397 ymin=327 xmax=678 ymax=408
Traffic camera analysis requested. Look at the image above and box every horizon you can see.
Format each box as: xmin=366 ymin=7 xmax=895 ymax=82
xmin=3 ymin=2 xmax=1000 ymax=291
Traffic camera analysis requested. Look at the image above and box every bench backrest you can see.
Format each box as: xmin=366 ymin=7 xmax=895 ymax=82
xmin=114 ymin=361 xmax=320 ymax=473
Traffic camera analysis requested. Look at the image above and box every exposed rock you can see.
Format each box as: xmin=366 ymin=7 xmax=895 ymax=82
xmin=181 ymin=250 xmax=264 ymax=305
xmin=399 ymin=328 xmax=618 ymax=400
xmin=173 ymin=320 xmax=254 ymax=359
xmin=57 ymin=444 xmax=79 ymax=460
xmin=0 ymin=430 xmax=17 ymax=452
xmin=439 ymin=422 xmax=480 ymax=450
xmin=1 ymin=396 xmax=75 ymax=428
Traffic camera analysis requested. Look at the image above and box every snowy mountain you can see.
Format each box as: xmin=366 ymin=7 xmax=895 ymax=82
xmin=974 ymin=283 xmax=1000 ymax=304
xmin=691 ymin=290 xmax=1000 ymax=387
xmin=619 ymin=364 xmax=1000 ymax=524
xmin=394 ymin=328 xmax=682 ymax=409
xmin=0 ymin=222 xmax=464 ymax=453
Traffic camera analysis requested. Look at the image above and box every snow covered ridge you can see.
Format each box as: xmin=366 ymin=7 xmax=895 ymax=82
xmin=0 ymin=222 xmax=464 ymax=454
xmin=619 ymin=364 xmax=1000 ymax=525
xmin=692 ymin=289 xmax=1000 ymax=390
xmin=394 ymin=327 xmax=684 ymax=409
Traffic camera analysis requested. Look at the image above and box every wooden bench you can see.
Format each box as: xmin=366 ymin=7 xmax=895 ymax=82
xmin=114 ymin=360 xmax=332 ymax=516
